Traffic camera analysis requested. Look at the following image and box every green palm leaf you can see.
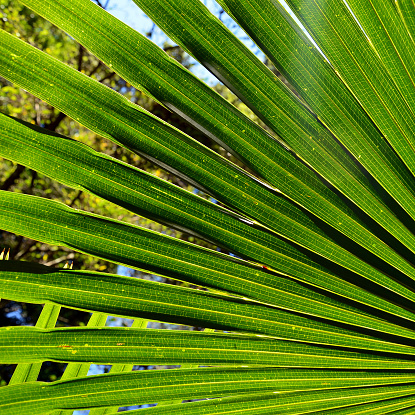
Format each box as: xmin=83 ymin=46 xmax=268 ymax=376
xmin=1 ymin=0 xmax=415 ymax=412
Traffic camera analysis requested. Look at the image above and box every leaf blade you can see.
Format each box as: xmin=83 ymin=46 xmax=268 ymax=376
xmin=2 ymin=261 xmax=415 ymax=354
xmin=2 ymin=369 xmax=415 ymax=415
